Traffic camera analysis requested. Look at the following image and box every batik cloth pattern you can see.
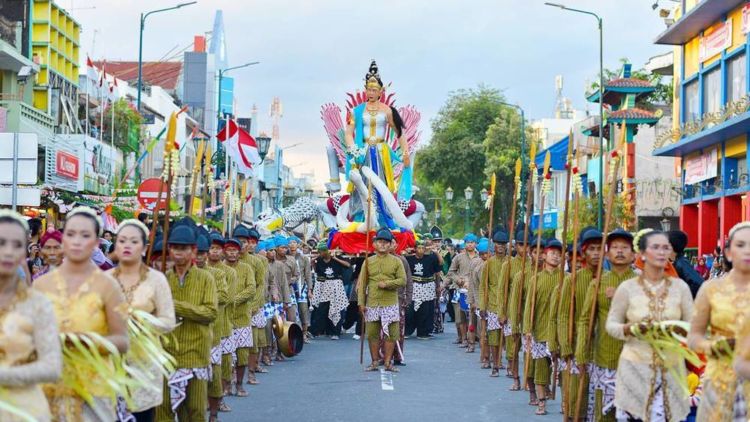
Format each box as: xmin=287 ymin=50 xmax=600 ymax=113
xmin=558 ymin=358 xmax=581 ymax=375
xmin=220 ymin=336 xmax=235 ymax=355
xmin=116 ymin=396 xmax=136 ymax=422
xmin=522 ymin=336 xmax=551 ymax=359
xmin=486 ymin=311 xmax=501 ymax=331
xmin=587 ymin=364 xmax=617 ymax=420
xmin=210 ymin=345 xmax=222 ymax=365
xmin=365 ymin=304 xmax=400 ymax=336
xmin=311 ymin=279 xmax=349 ymax=326
xmin=263 ymin=302 xmax=283 ymax=319
xmin=168 ymin=367 xmax=211 ymax=411
xmin=412 ymin=280 xmax=436 ymax=312
xmin=734 ymin=381 xmax=747 ymax=422
xmin=252 ymin=308 xmax=267 ymax=328
xmin=503 ymin=322 xmax=513 ymax=336
xmin=232 ymin=326 xmax=253 ymax=348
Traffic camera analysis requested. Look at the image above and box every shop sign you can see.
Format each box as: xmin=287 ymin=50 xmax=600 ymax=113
xmin=55 ymin=151 xmax=79 ymax=180
xmin=685 ymin=148 xmax=718 ymax=185
xmin=700 ymin=19 xmax=732 ymax=62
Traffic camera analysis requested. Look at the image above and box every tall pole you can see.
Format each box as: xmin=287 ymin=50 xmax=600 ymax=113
xmin=598 ymin=16 xmax=604 ymax=230
xmin=136 ymin=13 xmax=145 ymax=112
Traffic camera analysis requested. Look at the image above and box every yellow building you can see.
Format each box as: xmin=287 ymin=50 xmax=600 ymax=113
xmin=30 ymin=0 xmax=80 ymax=115
xmin=654 ymin=0 xmax=750 ymax=255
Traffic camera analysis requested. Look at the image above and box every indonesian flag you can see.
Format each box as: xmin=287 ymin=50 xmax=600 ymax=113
xmin=216 ymin=119 xmax=261 ymax=175
xmin=86 ymin=56 xmax=98 ymax=85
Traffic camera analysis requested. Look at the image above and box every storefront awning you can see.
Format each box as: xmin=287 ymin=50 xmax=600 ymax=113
xmin=654 ymin=0 xmax=745 ymax=45
xmin=535 ymin=135 xmax=569 ymax=171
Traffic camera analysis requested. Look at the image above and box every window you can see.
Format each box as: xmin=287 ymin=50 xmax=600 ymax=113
xmin=703 ymin=68 xmax=721 ymax=115
xmin=684 ymin=80 xmax=699 ymax=122
xmin=727 ymin=53 xmax=747 ymax=104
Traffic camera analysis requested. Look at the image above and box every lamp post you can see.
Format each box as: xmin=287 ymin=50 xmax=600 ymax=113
xmin=499 ymin=101 xmax=527 ymax=219
xmin=429 ymin=196 xmax=442 ymax=226
xmin=464 ymin=187 xmax=474 ymax=235
xmin=216 ymin=61 xmax=260 ymax=178
xmin=545 ymin=2 xmax=604 ymax=230
xmin=255 ymin=135 xmax=272 ymax=162
xmin=136 ymin=1 xmax=196 ymax=182
xmin=137 ymin=1 xmax=196 ymax=112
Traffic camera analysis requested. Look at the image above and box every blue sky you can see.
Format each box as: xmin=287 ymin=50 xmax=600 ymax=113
xmin=65 ymin=0 xmax=671 ymax=184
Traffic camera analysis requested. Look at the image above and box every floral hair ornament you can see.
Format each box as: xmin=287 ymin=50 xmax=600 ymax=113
xmin=117 ymin=218 xmax=150 ymax=239
xmin=67 ymin=206 xmax=104 ymax=236
xmin=632 ymin=228 xmax=654 ymax=254
xmin=0 ymin=209 xmax=29 ymax=232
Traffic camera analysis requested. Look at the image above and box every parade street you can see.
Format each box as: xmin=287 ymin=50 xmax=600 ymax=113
xmin=223 ymin=324 xmax=558 ymax=422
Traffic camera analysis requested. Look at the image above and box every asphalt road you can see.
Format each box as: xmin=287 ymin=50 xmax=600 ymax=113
xmin=221 ymin=323 xmax=560 ymax=422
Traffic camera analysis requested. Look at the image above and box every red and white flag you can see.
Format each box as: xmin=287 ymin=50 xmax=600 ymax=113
xmin=216 ymin=119 xmax=261 ymax=175
xmin=86 ymin=56 xmax=99 ymax=85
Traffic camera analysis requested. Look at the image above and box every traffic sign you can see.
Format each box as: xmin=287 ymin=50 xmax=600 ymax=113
xmin=137 ymin=178 xmax=168 ymax=209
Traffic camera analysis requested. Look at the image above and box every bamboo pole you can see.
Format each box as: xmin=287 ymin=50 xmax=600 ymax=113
xmin=563 ymin=148 xmax=583 ymax=420
xmin=512 ymin=143 xmax=538 ymax=383
xmin=359 ymin=178 xmax=374 ymax=365
xmin=480 ymin=174 xmax=496 ymax=363
xmin=550 ymin=133 xmax=574 ymax=402
xmin=500 ymin=159 xmax=522 ymax=328
xmin=573 ymin=123 xmax=626 ymax=420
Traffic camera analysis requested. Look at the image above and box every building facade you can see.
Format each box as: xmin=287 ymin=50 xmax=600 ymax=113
xmin=653 ymin=0 xmax=750 ymax=254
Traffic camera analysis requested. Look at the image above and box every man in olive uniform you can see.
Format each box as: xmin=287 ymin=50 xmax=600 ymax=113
xmin=289 ymin=236 xmax=313 ymax=342
xmin=223 ymin=237 xmax=255 ymax=397
xmin=574 ymin=229 xmax=634 ymax=422
xmin=479 ymin=231 xmax=509 ymax=376
xmin=232 ymin=225 xmax=267 ymax=383
xmin=470 ymin=238 xmax=490 ymax=365
xmin=276 ymin=236 xmax=301 ymax=326
xmin=523 ymin=239 xmax=564 ymax=416
xmin=557 ymin=228 xmax=602 ymax=420
xmin=156 ymin=226 xmax=217 ymax=422
xmin=445 ymin=233 xmax=481 ymax=349
xmin=195 ymin=235 xmax=229 ymax=421
xmin=508 ymin=233 xmax=543 ymax=392
xmin=359 ymin=228 xmax=407 ymax=372
xmin=207 ymin=233 xmax=237 ymax=408
xmin=499 ymin=231 xmax=528 ymax=378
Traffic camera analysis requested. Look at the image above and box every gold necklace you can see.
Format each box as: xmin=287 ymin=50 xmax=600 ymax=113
xmin=113 ymin=263 xmax=149 ymax=303
xmin=0 ymin=277 xmax=27 ymax=320
xmin=636 ymin=275 xmax=671 ymax=322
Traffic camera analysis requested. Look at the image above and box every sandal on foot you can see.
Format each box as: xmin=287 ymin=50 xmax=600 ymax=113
xmin=490 ymin=368 xmax=500 ymax=377
xmin=509 ymin=380 xmax=522 ymax=391
xmin=528 ymin=398 xmax=539 ymax=406
xmin=481 ymin=362 xmax=491 ymax=369
xmin=219 ymin=402 xmax=231 ymax=412
xmin=535 ymin=400 xmax=547 ymax=415
xmin=365 ymin=363 xmax=379 ymax=372
xmin=384 ymin=365 xmax=399 ymax=373
xmin=246 ymin=378 xmax=260 ymax=385
xmin=254 ymin=367 xmax=268 ymax=374
xmin=235 ymin=388 xmax=248 ymax=397
xmin=466 ymin=346 xmax=475 ymax=353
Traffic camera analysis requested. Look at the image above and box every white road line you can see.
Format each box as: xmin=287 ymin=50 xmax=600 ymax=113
xmin=380 ymin=369 xmax=394 ymax=391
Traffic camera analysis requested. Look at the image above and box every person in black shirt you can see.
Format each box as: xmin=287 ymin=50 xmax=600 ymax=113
xmin=310 ymin=242 xmax=351 ymax=339
xmin=406 ymin=240 xmax=442 ymax=339
xmin=668 ymin=230 xmax=704 ymax=297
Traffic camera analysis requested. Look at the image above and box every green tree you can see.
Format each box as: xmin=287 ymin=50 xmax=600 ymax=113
xmin=560 ymin=192 xmax=635 ymax=244
xmin=415 ymin=85 xmax=526 ymax=237
xmin=102 ymin=99 xmax=143 ymax=153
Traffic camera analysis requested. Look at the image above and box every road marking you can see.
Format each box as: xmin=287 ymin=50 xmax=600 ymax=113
xmin=379 ymin=369 xmax=394 ymax=391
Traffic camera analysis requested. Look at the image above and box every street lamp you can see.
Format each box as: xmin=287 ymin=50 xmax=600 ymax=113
xmin=217 ymin=61 xmax=260 ymax=119
xmin=545 ymin=2 xmax=604 ymax=230
xmin=660 ymin=218 xmax=671 ymax=232
xmin=499 ymin=100 xmax=527 ymax=218
xmin=137 ymin=1 xmax=196 ymax=112
xmin=480 ymin=188 xmax=489 ymax=202
xmin=255 ymin=135 xmax=272 ymax=162
xmin=464 ymin=187 xmax=473 ymax=234
xmin=445 ymin=187 xmax=454 ymax=201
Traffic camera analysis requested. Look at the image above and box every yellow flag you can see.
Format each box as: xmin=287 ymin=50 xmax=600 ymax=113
xmin=192 ymin=197 xmax=202 ymax=216
xmin=515 ymin=158 xmax=522 ymax=179
xmin=165 ymin=111 xmax=177 ymax=153
xmin=543 ymin=150 xmax=551 ymax=175
xmin=529 ymin=140 xmax=537 ymax=164
xmin=490 ymin=173 xmax=496 ymax=196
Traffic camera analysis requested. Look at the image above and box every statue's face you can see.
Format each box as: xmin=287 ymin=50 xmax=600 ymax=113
xmin=365 ymin=86 xmax=382 ymax=102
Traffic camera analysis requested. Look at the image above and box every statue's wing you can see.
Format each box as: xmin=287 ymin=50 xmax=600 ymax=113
xmin=320 ymin=102 xmax=346 ymax=166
